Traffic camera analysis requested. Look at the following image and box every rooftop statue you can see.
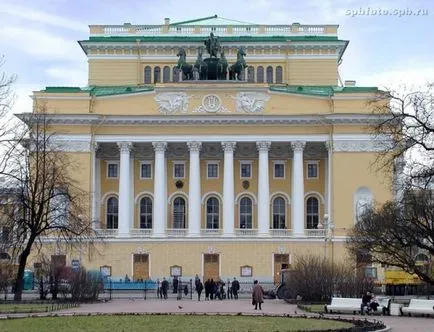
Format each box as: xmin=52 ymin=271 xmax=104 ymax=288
xmin=229 ymin=47 xmax=247 ymax=80
xmin=204 ymin=32 xmax=221 ymax=58
xmin=176 ymin=48 xmax=193 ymax=80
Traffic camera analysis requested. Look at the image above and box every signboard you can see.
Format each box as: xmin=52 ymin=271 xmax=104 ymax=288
xmin=71 ymin=259 xmax=80 ymax=272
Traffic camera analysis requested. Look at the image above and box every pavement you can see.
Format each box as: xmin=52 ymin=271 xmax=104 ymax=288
xmin=1 ymin=298 xmax=433 ymax=331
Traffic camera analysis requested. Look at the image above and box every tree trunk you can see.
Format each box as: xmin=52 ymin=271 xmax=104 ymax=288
xmin=13 ymin=240 xmax=34 ymax=301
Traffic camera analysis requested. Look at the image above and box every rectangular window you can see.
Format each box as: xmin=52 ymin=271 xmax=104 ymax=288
xmin=364 ymin=267 xmax=377 ymax=279
xmin=107 ymin=163 xmax=118 ymax=178
xmin=240 ymin=162 xmax=252 ymax=179
xmin=173 ymin=163 xmax=185 ymax=179
xmin=140 ymin=163 xmax=152 ymax=179
xmin=207 ymin=163 xmax=219 ymax=179
xmin=274 ymin=163 xmax=285 ymax=179
xmin=307 ymin=162 xmax=318 ymax=179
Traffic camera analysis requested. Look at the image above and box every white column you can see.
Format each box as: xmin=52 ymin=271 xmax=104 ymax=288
xmin=117 ymin=142 xmax=133 ymax=236
xmin=257 ymin=141 xmax=271 ymax=236
xmin=291 ymin=141 xmax=306 ymax=235
xmin=91 ymin=142 xmax=99 ymax=229
xmin=152 ymin=142 xmax=167 ymax=237
xmin=222 ymin=142 xmax=236 ymax=236
xmin=187 ymin=142 xmax=202 ymax=237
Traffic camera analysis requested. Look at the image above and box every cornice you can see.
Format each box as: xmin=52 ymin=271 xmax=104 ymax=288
xmin=15 ymin=113 xmax=391 ymax=126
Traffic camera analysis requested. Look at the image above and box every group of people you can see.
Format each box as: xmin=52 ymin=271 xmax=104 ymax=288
xmin=360 ymin=291 xmax=380 ymax=315
xmin=194 ymin=276 xmax=240 ymax=301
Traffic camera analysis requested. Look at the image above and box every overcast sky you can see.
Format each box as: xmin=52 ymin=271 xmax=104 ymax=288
xmin=1 ymin=0 xmax=433 ymax=114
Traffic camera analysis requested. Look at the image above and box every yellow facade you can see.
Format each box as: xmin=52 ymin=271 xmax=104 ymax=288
xmin=21 ymin=16 xmax=391 ymax=282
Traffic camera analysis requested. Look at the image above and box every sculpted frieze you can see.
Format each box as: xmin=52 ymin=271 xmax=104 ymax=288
xmin=234 ymin=92 xmax=270 ymax=113
xmin=154 ymin=92 xmax=190 ymax=115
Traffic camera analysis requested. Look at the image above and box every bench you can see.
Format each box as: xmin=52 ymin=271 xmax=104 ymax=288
xmin=325 ymin=297 xmax=391 ymax=315
xmin=401 ymin=299 xmax=434 ymax=317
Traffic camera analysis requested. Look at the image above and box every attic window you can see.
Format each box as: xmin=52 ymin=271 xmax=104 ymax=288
xmin=177 ymin=27 xmax=182 ymax=32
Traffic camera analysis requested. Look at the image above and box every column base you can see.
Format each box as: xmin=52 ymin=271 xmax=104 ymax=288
xmin=222 ymin=232 xmax=235 ymax=237
xmin=258 ymin=232 xmax=271 ymax=237
xmin=117 ymin=232 xmax=131 ymax=238
xmin=187 ymin=233 xmax=201 ymax=237
xmin=152 ymin=233 xmax=167 ymax=238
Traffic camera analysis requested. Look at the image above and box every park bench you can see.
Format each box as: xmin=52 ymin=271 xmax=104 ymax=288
xmin=325 ymin=297 xmax=391 ymax=315
xmin=401 ymin=299 xmax=434 ymax=317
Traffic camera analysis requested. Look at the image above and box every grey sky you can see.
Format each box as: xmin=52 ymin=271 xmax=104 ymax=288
xmin=1 ymin=0 xmax=433 ymax=114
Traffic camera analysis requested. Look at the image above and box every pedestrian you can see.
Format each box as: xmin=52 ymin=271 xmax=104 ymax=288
xmin=232 ymin=277 xmax=240 ymax=300
xmin=173 ymin=276 xmax=178 ymax=293
xmin=360 ymin=291 xmax=372 ymax=315
xmin=196 ymin=280 xmax=204 ymax=301
xmin=156 ymin=278 xmax=161 ymax=299
xmin=252 ymin=280 xmax=264 ymax=310
xmin=195 ymin=274 xmax=200 ymax=290
xmin=205 ymin=279 xmax=210 ymax=300
xmin=227 ymin=279 xmax=233 ymax=299
xmin=161 ymin=277 xmax=169 ymax=300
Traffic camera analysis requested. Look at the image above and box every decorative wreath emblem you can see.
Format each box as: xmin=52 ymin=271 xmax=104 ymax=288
xmin=175 ymin=180 xmax=184 ymax=189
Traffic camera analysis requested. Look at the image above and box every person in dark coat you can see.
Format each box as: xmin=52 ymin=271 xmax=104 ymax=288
xmin=232 ymin=277 xmax=240 ymax=300
xmin=196 ymin=280 xmax=204 ymax=301
xmin=161 ymin=278 xmax=169 ymax=300
xmin=252 ymin=280 xmax=264 ymax=310
xmin=210 ymin=279 xmax=215 ymax=300
xmin=204 ymin=279 xmax=210 ymax=300
xmin=173 ymin=276 xmax=178 ymax=293
xmin=361 ymin=291 xmax=372 ymax=315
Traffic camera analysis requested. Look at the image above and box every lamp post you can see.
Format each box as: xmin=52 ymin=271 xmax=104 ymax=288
xmin=319 ymin=214 xmax=335 ymax=297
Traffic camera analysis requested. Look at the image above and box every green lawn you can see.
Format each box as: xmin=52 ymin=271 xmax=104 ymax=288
xmin=0 ymin=303 xmax=74 ymax=313
xmin=0 ymin=315 xmax=353 ymax=332
xmin=300 ymin=304 xmax=327 ymax=313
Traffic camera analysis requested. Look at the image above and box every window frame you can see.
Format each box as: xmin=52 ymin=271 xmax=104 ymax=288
xmin=306 ymin=160 xmax=319 ymax=180
xmin=273 ymin=160 xmax=286 ymax=179
xmin=173 ymin=161 xmax=186 ymax=179
xmin=306 ymin=196 xmax=320 ymax=229
xmin=205 ymin=197 xmax=220 ymax=229
xmin=106 ymin=196 xmax=119 ymax=229
xmin=172 ymin=196 xmax=186 ymax=229
xmin=106 ymin=161 xmax=119 ymax=179
xmin=139 ymin=196 xmax=153 ymax=229
xmin=272 ymin=196 xmax=286 ymax=229
xmin=240 ymin=160 xmax=253 ymax=179
xmin=206 ymin=161 xmax=219 ymax=179
xmin=239 ymin=196 xmax=253 ymax=229
xmin=139 ymin=161 xmax=153 ymax=180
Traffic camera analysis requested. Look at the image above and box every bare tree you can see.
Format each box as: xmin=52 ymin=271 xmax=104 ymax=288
xmin=372 ymin=83 xmax=434 ymax=187
xmin=347 ymin=189 xmax=434 ymax=286
xmin=3 ymin=112 xmax=95 ymax=300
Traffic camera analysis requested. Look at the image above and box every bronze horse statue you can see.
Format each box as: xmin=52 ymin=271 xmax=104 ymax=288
xmin=229 ymin=47 xmax=247 ymax=80
xmin=194 ymin=48 xmax=208 ymax=80
xmin=217 ymin=51 xmax=228 ymax=80
xmin=176 ymin=48 xmax=193 ymax=80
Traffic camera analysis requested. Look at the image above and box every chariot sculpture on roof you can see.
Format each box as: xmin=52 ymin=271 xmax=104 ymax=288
xmin=175 ymin=32 xmax=247 ymax=81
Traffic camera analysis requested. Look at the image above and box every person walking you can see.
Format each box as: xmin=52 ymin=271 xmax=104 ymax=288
xmin=204 ymin=279 xmax=210 ymax=300
xmin=161 ymin=277 xmax=169 ymax=300
xmin=232 ymin=277 xmax=240 ymax=300
xmin=196 ymin=280 xmax=204 ymax=301
xmin=252 ymin=280 xmax=264 ymax=310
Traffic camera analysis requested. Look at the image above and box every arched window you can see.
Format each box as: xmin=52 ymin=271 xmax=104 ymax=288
xmin=140 ymin=197 xmax=152 ymax=229
xmin=106 ymin=197 xmax=118 ymax=229
xmin=173 ymin=197 xmax=186 ymax=228
xmin=247 ymin=66 xmax=255 ymax=82
xmin=415 ymin=253 xmax=429 ymax=263
xmin=206 ymin=197 xmax=219 ymax=229
xmin=173 ymin=66 xmax=179 ymax=82
xmin=266 ymin=66 xmax=273 ymax=83
xmin=163 ymin=66 xmax=170 ymax=83
xmin=306 ymin=197 xmax=319 ymax=229
xmin=144 ymin=66 xmax=152 ymax=84
xmin=272 ymin=197 xmax=286 ymax=229
xmin=154 ymin=66 xmax=161 ymax=83
xmin=257 ymin=66 xmax=264 ymax=83
xmin=240 ymin=197 xmax=252 ymax=229
xmin=276 ymin=66 xmax=283 ymax=83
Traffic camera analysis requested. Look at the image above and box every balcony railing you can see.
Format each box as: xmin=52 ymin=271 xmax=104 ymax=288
xmin=95 ymin=228 xmax=118 ymax=238
xmin=200 ymin=229 xmax=222 ymax=237
xmin=166 ymin=228 xmax=188 ymax=237
xmin=234 ymin=228 xmax=258 ymax=236
xmin=89 ymin=23 xmax=337 ymax=37
xmin=130 ymin=228 xmax=152 ymax=237
xmin=270 ymin=229 xmax=293 ymax=237
xmin=305 ymin=229 xmax=327 ymax=237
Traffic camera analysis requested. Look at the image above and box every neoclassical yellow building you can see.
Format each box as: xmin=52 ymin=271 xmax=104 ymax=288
xmin=20 ymin=15 xmax=392 ymax=283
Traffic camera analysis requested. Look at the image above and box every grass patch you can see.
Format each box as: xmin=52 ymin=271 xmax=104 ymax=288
xmin=298 ymin=304 xmax=327 ymax=313
xmin=1 ymin=315 xmax=353 ymax=332
xmin=0 ymin=303 xmax=76 ymax=313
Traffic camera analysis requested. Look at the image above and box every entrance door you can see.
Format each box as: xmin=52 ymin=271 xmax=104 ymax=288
xmin=274 ymin=254 xmax=289 ymax=284
xmin=133 ymin=254 xmax=149 ymax=281
xmin=203 ymin=254 xmax=219 ymax=281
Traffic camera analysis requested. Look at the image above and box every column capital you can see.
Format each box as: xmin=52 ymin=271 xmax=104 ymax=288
xmin=91 ymin=141 xmax=99 ymax=152
xmin=221 ymin=141 xmax=236 ymax=152
xmin=152 ymin=141 xmax=168 ymax=152
xmin=324 ymin=141 xmax=333 ymax=151
xmin=117 ymin=142 xmax=133 ymax=153
xmin=256 ymin=141 xmax=271 ymax=152
xmin=187 ymin=141 xmax=202 ymax=152
xmin=291 ymin=141 xmax=306 ymax=152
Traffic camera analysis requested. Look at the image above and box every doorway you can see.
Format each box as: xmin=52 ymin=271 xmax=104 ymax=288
xmin=133 ymin=254 xmax=149 ymax=281
xmin=274 ymin=254 xmax=289 ymax=284
xmin=203 ymin=254 xmax=219 ymax=281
